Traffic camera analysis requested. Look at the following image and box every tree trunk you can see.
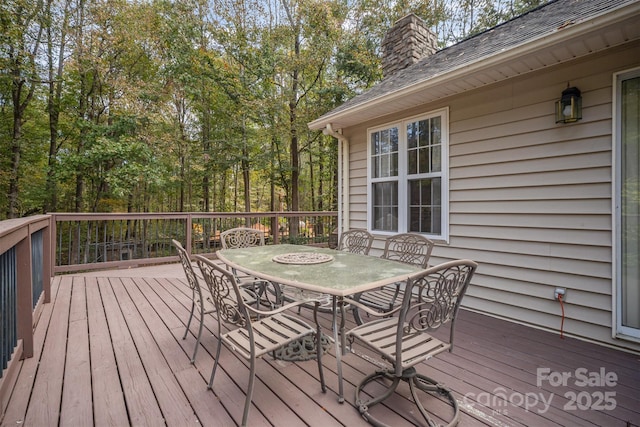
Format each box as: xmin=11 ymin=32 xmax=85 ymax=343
xmin=8 ymin=108 xmax=22 ymax=219
xmin=75 ymin=0 xmax=88 ymax=213
xmin=45 ymin=0 xmax=70 ymax=213
xmin=288 ymin=26 xmax=301 ymax=237
xmin=242 ymin=116 xmax=251 ymax=213
xmin=202 ymin=104 xmax=211 ymax=212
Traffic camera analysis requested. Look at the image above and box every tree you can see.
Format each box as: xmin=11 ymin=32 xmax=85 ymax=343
xmin=0 ymin=0 xmax=543 ymax=219
xmin=44 ymin=0 xmax=72 ymax=213
xmin=2 ymin=0 xmax=46 ymax=218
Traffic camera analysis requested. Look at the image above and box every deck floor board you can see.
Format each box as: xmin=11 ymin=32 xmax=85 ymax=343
xmin=60 ymin=277 xmax=92 ymax=426
xmin=25 ymin=275 xmax=71 ymax=426
xmin=2 ymin=264 xmax=639 ymax=427
xmin=85 ymin=276 xmax=130 ymax=427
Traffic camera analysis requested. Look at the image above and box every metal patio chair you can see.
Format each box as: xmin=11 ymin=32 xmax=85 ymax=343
xmin=220 ymin=226 xmax=265 ymax=249
xmin=172 ymin=239 xmax=216 ymax=363
xmin=337 ymin=229 xmax=374 ymax=255
xmin=220 ymin=227 xmax=282 ymax=308
xmin=352 ymin=233 xmax=434 ymax=325
xmin=345 ymin=259 xmax=478 ymax=427
xmin=195 ymin=255 xmax=326 ymax=427
xmin=173 ymin=239 xmax=257 ymax=363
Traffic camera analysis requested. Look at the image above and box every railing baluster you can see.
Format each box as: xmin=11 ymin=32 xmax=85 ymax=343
xmin=1 ymin=248 xmax=17 ymax=375
xmin=31 ymin=230 xmax=44 ymax=308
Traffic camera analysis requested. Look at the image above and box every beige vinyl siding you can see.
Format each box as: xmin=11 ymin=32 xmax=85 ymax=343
xmin=347 ymin=134 xmax=369 ymax=228
xmin=344 ymin=40 xmax=640 ymax=352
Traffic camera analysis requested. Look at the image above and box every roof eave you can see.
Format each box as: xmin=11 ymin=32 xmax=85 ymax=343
xmin=308 ymin=1 xmax=640 ymax=131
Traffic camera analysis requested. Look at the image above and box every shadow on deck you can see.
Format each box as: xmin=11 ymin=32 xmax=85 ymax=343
xmin=1 ymin=264 xmax=639 ymax=426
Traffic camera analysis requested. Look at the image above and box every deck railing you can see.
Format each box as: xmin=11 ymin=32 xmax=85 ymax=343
xmin=51 ymin=211 xmax=338 ymax=273
xmin=0 ymin=216 xmax=52 ymax=414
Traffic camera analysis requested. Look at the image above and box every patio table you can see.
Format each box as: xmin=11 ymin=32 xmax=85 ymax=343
xmin=216 ymin=243 xmax=422 ymax=402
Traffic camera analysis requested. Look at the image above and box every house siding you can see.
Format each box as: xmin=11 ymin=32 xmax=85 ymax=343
xmin=343 ymin=40 xmax=640 ymax=352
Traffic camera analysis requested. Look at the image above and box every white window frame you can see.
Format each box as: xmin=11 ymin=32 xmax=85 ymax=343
xmin=613 ymin=67 xmax=640 ymax=342
xmin=367 ymin=108 xmax=449 ymax=241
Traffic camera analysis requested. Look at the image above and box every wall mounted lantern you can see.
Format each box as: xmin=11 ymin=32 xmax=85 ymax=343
xmin=555 ymin=85 xmax=582 ymax=123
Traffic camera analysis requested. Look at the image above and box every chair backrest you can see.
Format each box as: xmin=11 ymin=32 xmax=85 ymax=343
xmin=172 ymin=239 xmax=200 ymax=293
xmin=195 ymin=255 xmax=248 ymax=328
xmin=337 ymin=229 xmax=374 ymax=255
xmin=396 ymin=259 xmax=477 ymax=368
xmin=382 ymin=233 xmax=434 ymax=268
xmin=220 ymin=227 xmax=265 ymax=249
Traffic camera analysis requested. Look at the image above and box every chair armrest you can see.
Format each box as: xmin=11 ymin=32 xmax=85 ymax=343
xmin=237 ymin=278 xmax=272 ymax=287
xmin=283 ymin=287 xmax=331 ymax=306
xmin=342 ymin=296 xmax=403 ymax=318
xmin=244 ymin=297 xmax=322 ymax=318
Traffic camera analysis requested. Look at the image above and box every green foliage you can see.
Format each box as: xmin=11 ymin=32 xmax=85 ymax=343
xmin=0 ymin=0 xmax=539 ymax=218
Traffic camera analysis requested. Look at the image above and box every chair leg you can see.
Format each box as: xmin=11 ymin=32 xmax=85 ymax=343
xmin=355 ymin=370 xmax=401 ymax=411
xmin=191 ymin=309 xmax=205 ymax=363
xmin=352 ymin=305 xmax=364 ymax=325
xmin=355 ymin=368 xmax=460 ymax=427
xmin=315 ymin=334 xmax=326 ymax=392
xmin=313 ymin=305 xmax=326 ymax=393
xmin=351 ymin=293 xmax=366 ymax=325
xmin=266 ymin=281 xmax=282 ymax=309
xmin=183 ymin=300 xmax=196 ymax=339
xmin=241 ymin=355 xmax=257 ymax=427
xmin=208 ymin=336 xmax=223 ymax=390
xmin=411 ymin=373 xmax=460 ymax=427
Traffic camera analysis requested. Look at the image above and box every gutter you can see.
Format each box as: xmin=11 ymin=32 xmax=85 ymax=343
xmin=323 ymin=124 xmax=349 ymax=236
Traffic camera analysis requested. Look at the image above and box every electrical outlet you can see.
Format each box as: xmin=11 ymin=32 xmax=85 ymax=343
xmin=554 ymin=287 xmax=566 ymax=300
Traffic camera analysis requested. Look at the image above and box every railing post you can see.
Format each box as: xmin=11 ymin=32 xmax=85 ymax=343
xmin=186 ymin=213 xmax=192 ymax=258
xmin=50 ymin=214 xmax=57 ymax=279
xmin=16 ymin=233 xmax=34 ymax=359
xmin=42 ymin=218 xmax=52 ymax=304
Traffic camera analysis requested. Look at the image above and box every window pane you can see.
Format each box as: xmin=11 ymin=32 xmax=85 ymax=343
xmin=382 ymin=129 xmax=390 ymax=153
xmin=407 ymin=122 xmax=418 ymax=149
xmin=418 ymin=119 xmax=429 ymax=147
xmin=391 ymin=152 xmax=398 ymax=176
xmin=380 ymin=154 xmax=390 ymax=178
xmin=431 ymin=145 xmax=441 ymax=172
xmin=419 ymin=146 xmax=429 ymax=174
xmin=374 ymin=182 xmax=383 ymax=203
xmin=408 ymin=150 xmax=417 ymax=175
xmin=433 ymin=178 xmax=441 ymax=204
xmin=372 ymin=132 xmax=380 ymax=155
xmin=431 ymin=117 xmax=442 ymax=173
xmin=390 ymin=127 xmax=399 ymax=152
xmin=373 ymin=182 xmax=398 ymax=231
xmin=431 ymin=116 xmax=442 ymax=144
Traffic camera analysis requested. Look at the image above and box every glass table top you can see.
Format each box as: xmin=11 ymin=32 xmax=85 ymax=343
xmin=217 ymin=244 xmax=422 ymax=296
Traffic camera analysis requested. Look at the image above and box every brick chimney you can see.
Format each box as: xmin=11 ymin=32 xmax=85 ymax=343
xmin=381 ymin=14 xmax=438 ymax=78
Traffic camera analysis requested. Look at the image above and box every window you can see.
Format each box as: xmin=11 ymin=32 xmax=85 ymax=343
xmin=368 ymin=109 xmax=448 ymax=240
xmin=615 ymin=68 xmax=640 ymax=340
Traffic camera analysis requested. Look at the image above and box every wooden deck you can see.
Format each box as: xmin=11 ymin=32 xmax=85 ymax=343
xmin=2 ymin=263 xmax=639 ymax=427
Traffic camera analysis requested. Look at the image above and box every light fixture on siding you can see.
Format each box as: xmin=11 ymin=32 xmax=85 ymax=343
xmin=555 ymin=84 xmax=582 ymax=123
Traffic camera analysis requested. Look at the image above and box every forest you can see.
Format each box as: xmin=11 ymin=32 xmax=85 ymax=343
xmin=1 ymin=0 xmax=542 ymax=219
